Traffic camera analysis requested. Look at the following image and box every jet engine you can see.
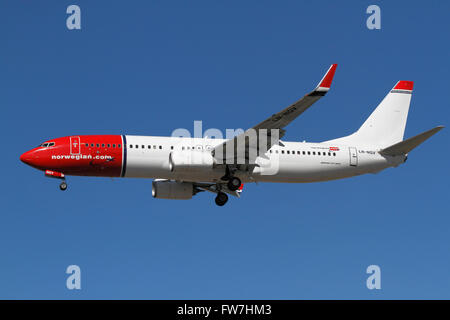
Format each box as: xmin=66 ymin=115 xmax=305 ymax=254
xmin=151 ymin=180 xmax=194 ymax=200
xmin=169 ymin=151 xmax=215 ymax=173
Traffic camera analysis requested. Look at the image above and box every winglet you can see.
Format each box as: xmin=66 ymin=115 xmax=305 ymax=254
xmin=314 ymin=64 xmax=338 ymax=93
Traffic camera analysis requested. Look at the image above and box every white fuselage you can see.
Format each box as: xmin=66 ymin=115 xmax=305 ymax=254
xmin=123 ymin=135 xmax=405 ymax=183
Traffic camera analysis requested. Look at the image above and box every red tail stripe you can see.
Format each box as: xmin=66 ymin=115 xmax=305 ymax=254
xmin=394 ymin=81 xmax=414 ymax=91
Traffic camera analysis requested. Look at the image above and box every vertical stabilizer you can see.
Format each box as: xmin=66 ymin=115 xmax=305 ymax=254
xmin=326 ymin=81 xmax=414 ymax=148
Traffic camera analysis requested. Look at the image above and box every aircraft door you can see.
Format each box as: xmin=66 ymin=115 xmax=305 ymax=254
xmin=349 ymin=147 xmax=358 ymax=166
xmin=70 ymin=136 xmax=81 ymax=155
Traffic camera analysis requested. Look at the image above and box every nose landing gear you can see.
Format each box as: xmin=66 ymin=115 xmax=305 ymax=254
xmin=59 ymin=181 xmax=68 ymax=191
xmin=45 ymin=170 xmax=67 ymax=191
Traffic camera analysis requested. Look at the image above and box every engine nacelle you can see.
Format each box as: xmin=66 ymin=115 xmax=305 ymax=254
xmin=152 ymin=180 xmax=194 ymax=200
xmin=169 ymin=151 xmax=215 ymax=173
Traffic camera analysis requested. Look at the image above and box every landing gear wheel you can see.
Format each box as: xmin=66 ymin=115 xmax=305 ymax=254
xmin=59 ymin=181 xmax=67 ymax=191
xmin=227 ymin=177 xmax=241 ymax=191
xmin=215 ymin=192 xmax=228 ymax=206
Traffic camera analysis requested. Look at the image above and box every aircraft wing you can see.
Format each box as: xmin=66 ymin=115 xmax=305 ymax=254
xmin=212 ymin=64 xmax=338 ymax=164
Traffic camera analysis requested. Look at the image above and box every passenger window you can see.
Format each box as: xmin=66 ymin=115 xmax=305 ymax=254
xmin=313 ymin=152 xmax=316 ymax=155
xmin=182 ymin=146 xmax=185 ymax=150
xmin=275 ymin=150 xmax=279 ymax=154
xmin=328 ymin=152 xmax=331 ymax=156
xmin=281 ymin=150 xmax=285 ymax=154
xmin=118 ymin=144 xmax=121 ymax=148
xmin=107 ymin=144 xmax=110 ymax=148
xmin=91 ymin=144 xmax=94 ymax=147
xmin=171 ymin=146 xmax=173 ymax=150
xmin=159 ymin=146 xmax=162 ymax=149
xmin=102 ymin=144 xmax=105 ymax=147
xmin=287 ymin=151 xmax=290 ymax=154
xmin=130 ymin=145 xmax=133 ymax=148
xmin=96 ymin=144 xmax=99 ymax=147
xmin=333 ymin=152 xmax=336 ymax=156
xmin=153 ymin=145 xmax=156 ymax=149
xmin=85 ymin=143 xmax=89 ymax=147
xmin=142 ymin=145 xmax=145 ymax=149
xmin=307 ymin=151 xmax=310 ymax=155
xmin=113 ymin=144 xmax=116 ymax=148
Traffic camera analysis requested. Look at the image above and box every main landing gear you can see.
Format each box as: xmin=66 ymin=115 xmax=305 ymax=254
xmin=227 ymin=177 xmax=241 ymax=191
xmin=221 ymin=166 xmax=242 ymax=191
xmin=215 ymin=192 xmax=228 ymax=206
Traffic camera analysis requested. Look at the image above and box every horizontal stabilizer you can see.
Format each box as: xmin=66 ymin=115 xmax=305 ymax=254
xmin=379 ymin=126 xmax=444 ymax=156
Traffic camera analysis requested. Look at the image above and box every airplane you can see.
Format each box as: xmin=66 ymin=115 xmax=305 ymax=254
xmin=20 ymin=64 xmax=444 ymax=206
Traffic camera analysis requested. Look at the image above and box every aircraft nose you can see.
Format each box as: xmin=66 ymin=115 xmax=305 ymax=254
xmin=20 ymin=150 xmax=34 ymax=166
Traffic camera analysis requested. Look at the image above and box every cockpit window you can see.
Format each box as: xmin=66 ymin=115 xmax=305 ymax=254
xmin=39 ymin=142 xmax=55 ymax=148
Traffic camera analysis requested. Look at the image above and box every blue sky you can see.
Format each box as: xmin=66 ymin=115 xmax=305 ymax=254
xmin=1 ymin=0 xmax=449 ymax=299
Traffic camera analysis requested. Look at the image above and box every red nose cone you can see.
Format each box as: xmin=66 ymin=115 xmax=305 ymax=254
xmin=20 ymin=151 xmax=33 ymax=165
xmin=20 ymin=148 xmax=51 ymax=169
